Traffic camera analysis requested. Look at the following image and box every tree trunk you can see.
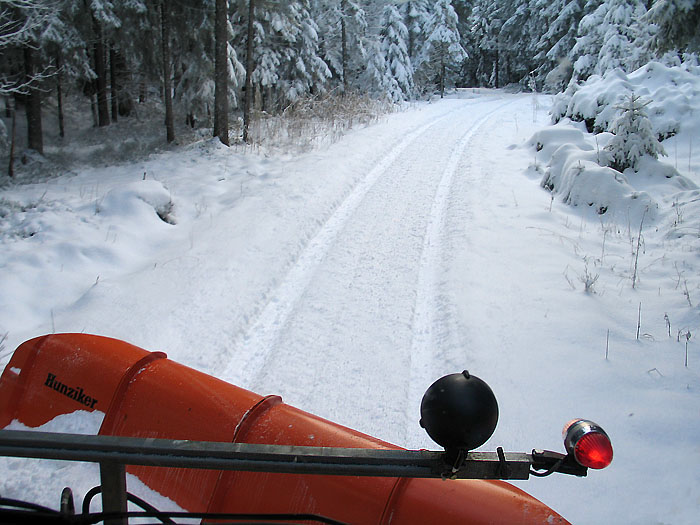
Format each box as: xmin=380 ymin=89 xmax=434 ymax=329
xmin=139 ymin=79 xmax=147 ymax=103
xmin=242 ymin=0 xmax=254 ymax=143
xmin=341 ymin=0 xmax=348 ymax=93
xmin=92 ymin=17 xmax=110 ymax=127
xmin=494 ymin=47 xmax=499 ymax=89
xmin=23 ymin=46 xmax=43 ymax=154
xmin=440 ymin=55 xmax=445 ymax=98
xmin=55 ymin=52 xmax=65 ymax=138
xmin=161 ymin=0 xmax=175 ymax=143
xmin=214 ymin=0 xmax=230 ymax=145
xmin=8 ymin=101 xmax=16 ymax=177
xmin=406 ymin=2 xmax=414 ymax=59
xmin=110 ymin=45 xmax=118 ymax=123
xmin=90 ymin=93 xmax=98 ymax=127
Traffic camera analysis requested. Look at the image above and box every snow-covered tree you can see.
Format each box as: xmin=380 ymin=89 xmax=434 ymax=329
xmin=416 ymin=0 xmax=466 ymax=97
xmin=276 ymin=1 xmax=331 ymax=104
xmin=534 ymin=0 xmax=585 ymax=91
xmin=499 ymin=0 xmax=542 ymax=88
xmin=570 ymin=0 xmax=650 ymax=82
xmin=645 ymin=0 xmax=700 ymax=53
xmin=378 ymin=4 xmax=413 ymax=101
xmin=464 ymin=0 xmax=497 ymax=87
xmin=313 ymin=0 xmax=368 ymax=92
xmin=0 ymin=0 xmax=62 ymax=152
xmin=596 ymin=0 xmax=650 ymax=74
xmin=85 ymin=0 xmax=121 ymax=127
xmin=173 ymin=1 xmax=216 ymax=129
xmin=236 ymin=1 xmax=329 ymax=112
xmin=605 ymin=93 xmax=666 ymax=172
xmin=402 ymin=0 xmax=431 ymax=60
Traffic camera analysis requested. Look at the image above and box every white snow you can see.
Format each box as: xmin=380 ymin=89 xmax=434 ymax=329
xmin=1 ymin=83 xmax=699 ymax=524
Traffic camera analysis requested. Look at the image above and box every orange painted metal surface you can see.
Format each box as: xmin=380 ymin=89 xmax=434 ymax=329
xmin=0 ymin=334 xmax=154 ymax=428
xmin=0 ymin=334 xmax=569 ymax=524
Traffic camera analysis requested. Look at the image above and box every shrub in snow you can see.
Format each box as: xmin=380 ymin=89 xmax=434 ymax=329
xmin=532 ymin=123 xmax=661 ymax=222
xmin=534 ymin=59 xmax=700 ymax=222
xmin=605 ymin=93 xmax=666 ymax=172
xmin=98 ymin=180 xmax=176 ymax=225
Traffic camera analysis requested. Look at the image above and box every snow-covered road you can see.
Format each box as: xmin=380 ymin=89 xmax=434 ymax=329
xmin=220 ymin=96 xmax=516 ymax=448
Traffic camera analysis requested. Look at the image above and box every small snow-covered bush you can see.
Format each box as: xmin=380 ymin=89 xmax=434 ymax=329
xmin=540 ymin=142 xmax=657 ymax=220
xmin=98 ymin=180 xmax=176 ymax=225
xmin=605 ymin=93 xmax=666 ymax=172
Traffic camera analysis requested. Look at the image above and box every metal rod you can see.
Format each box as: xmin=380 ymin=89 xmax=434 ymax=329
xmin=0 ymin=429 xmax=532 ymax=480
xmin=99 ymin=461 xmax=127 ymax=525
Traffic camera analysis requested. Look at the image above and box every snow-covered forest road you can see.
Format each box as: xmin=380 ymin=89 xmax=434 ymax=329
xmin=221 ymin=95 xmax=517 ymax=448
xmin=2 ymin=91 xmax=699 ymax=524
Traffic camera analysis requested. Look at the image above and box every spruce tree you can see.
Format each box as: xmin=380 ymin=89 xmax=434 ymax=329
xmin=533 ymin=0 xmax=584 ymax=90
xmin=417 ymin=0 xmax=466 ymax=97
xmin=214 ymin=0 xmax=229 ymax=145
xmin=313 ymin=0 xmax=368 ymax=93
xmin=605 ymin=93 xmax=666 ymax=172
xmin=645 ymin=0 xmax=700 ymax=53
xmin=379 ymin=4 xmax=413 ymax=101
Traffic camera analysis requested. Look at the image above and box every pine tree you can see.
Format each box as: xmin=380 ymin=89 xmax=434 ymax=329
xmin=417 ymin=0 xmax=466 ymax=97
xmin=174 ymin=1 xmax=243 ymax=131
xmin=569 ymin=0 xmax=605 ymax=81
xmin=403 ymin=0 xmax=431 ymax=60
xmin=87 ymin=0 xmax=121 ymax=127
xmin=605 ymin=93 xmax=666 ymax=172
xmin=596 ymin=0 xmax=649 ymax=74
xmin=465 ymin=0 xmax=499 ymax=87
xmin=0 ymin=0 xmax=53 ymax=95
xmin=534 ymin=0 xmax=585 ymax=90
xmin=160 ymin=0 xmax=175 ymax=143
xmin=274 ymin=1 xmax=331 ymax=104
xmin=645 ymin=0 xmax=700 ymax=53
xmin=313 ymin=0 xmax=368 ymax=93
xmin=214 ymin=0 xmax=228 ymax=145
xmin=570 ymin=0 xmax=650 ymax=82
xmin=499 ymin=0 xmax=542 ymax=88
xmin=379 ymin=4 xmax=413 ymax=101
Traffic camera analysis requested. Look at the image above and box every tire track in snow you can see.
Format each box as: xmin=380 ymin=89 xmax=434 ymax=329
xmin=406 ymin=100 xmax=516 ymax=447
xmin=220 ymin=106 xmax=461 ymax=388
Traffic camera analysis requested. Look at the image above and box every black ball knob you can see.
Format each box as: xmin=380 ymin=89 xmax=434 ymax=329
xmin=420 ymin=371 xmax=499 ymax=453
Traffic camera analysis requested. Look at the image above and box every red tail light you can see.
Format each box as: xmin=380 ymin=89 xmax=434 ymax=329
xmin=563 ymin=419 xmax=613 ymax=469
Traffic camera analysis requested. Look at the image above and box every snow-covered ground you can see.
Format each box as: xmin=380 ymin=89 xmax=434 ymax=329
xmin=1 ymin=85 xmax=699 ymax=524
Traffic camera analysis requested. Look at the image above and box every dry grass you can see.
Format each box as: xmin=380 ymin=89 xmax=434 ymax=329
xmin=242 ymin=91 xmax=396 ymax=152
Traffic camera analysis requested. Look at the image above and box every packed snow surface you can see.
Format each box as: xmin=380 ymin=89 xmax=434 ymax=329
xmin=1 ymin=87 xmax=699 ymax=524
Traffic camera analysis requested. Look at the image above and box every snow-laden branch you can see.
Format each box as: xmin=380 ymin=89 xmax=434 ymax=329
xmin=0 ymin=1 xmax=52 ymax=48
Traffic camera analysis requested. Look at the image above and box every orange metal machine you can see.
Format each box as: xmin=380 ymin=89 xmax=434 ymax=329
xmin=0 ymin=333 xmax=589 ymax=524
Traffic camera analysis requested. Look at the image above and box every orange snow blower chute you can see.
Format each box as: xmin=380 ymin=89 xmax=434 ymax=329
xmin=0 ymin=333 xmax=608 ymax=524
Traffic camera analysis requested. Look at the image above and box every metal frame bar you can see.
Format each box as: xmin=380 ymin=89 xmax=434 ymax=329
xmin=1 ymin=429 xmax=580 ymax=524
xmin=0 ymin=429 xmax=533 ymax=479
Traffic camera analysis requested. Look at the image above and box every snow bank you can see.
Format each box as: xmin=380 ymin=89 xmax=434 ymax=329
xmin=535 ymin=62 xmax=699 ymax=223
xmin=0 ymin=178 xmax=179 ymax=337
xmin=552 ymin=61 xmax=700 ymax=138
